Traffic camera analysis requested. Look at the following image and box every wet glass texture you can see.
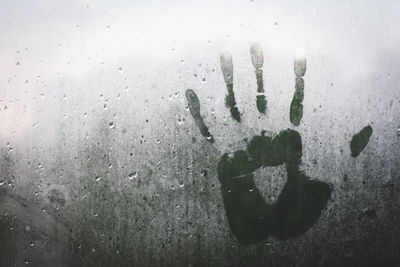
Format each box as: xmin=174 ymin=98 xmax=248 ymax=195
xmin=1 ymin=0 xmax=400 ymax=266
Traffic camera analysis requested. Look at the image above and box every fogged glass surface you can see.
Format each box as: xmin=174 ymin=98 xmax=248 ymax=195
xmin=1 ymin=0 xmax=400 ymax=266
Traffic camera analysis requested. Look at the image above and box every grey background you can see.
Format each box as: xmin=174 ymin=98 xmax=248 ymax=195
xmin=0 ymin=0 xmax=400 ymax=266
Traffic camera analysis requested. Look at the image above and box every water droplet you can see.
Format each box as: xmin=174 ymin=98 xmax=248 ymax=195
xmin=25 ymin=225 xmax=30 ymax=231
xmin=24 ymin=258 xmax=29 ymax=264
xmin=118 ymin=67 xmax=123 ymax=72
xmin=109 ymin=122 xmax=115 ymax=129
